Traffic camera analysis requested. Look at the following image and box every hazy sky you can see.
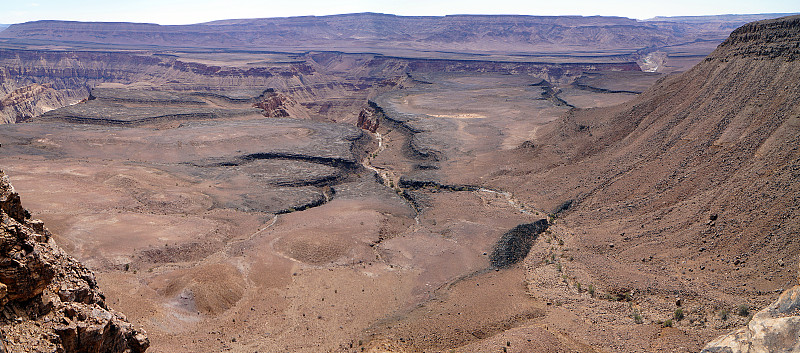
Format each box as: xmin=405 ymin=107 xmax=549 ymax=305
xmin=1 ymin=0 xmax=798 ymax=25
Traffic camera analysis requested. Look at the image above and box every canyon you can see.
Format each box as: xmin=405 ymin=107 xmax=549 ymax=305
xmin=0 ymin=12 xmax=797 ymax=353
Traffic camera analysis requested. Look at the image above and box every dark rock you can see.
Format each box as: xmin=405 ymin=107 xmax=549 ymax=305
xmin=552 ymin=199 xmax=574 ymax=215
xmin=490 ymin=220 xmax=549 ymax=268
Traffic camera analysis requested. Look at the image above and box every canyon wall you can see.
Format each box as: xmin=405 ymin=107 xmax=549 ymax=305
xmin=0 ymin=48 xmax=639 ymax=124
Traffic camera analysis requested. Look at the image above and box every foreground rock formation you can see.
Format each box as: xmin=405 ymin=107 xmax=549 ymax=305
xmin=702 ymin=257 xmax=800 ymax=352
xmin=0 ymin=171 xmax=147 ymax=352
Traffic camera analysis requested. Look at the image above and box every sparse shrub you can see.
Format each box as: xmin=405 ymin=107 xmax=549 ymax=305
xmin=663 ymin=319 xmax=673 ymax=327
xmin=624 ymin=291 xmax=633 ymax=302
xmin=555 ymin=263 xmax=562 ymax=272
xmin=588 ymin=284 xmax=595 ymax=297
xmin=674 ymin=308 xmax=684 ymax=321
xmin=719 ymin=309 xmax=729 ymax=321
xmin=631 ymin=310 xmax=643 ymax=324
xmin=736 ymin=305 xmax=749 ymax=317
xmin=575 ymin=282 xmax=582 ymax=293
xmin=608 ymin=291 xmax=633 ymax=302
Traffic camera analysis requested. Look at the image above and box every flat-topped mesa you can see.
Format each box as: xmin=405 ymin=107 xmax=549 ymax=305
xmin=0 ymin=170 xmax=148 ymax=353
xmin=706 ymin=15 xmax=800 ymax=61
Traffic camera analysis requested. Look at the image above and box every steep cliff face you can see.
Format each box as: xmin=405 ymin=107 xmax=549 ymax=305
xmin=0 ymin=170 xmax=148 ymax=352
xmin=708 ymin=15 xmax=800 ymax=61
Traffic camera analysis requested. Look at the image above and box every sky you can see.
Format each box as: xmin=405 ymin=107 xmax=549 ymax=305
xmin=1 ymin=0 xmax=798 ymax=25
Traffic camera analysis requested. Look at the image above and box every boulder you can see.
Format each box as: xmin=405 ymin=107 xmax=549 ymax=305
xmin=702 ymin=256 xmax=800 ymax=352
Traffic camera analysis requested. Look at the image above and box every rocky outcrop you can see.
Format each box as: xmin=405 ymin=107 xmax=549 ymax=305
xmin=0 ymin=82 xmax=86 ymax=124
xmin=490 ymin=220 xmax=549 ymax=269
xmin=701 ymin=257 xmax=800 ymax=353
xmin=253 ymin=89 xmax=308 ymax=119
xmin=708 ymin=15 xmax=800 ymax=61
xmin=356 ymin=102 xmax=382 ymax=133
xmin=0 ymin=171 xmax=148 ymax=352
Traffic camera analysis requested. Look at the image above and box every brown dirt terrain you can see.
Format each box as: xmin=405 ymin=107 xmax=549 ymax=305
xmin=0 ymin=12 xmax=796 ymax=353
xmin=481 ymin=15 xmax=800 ymax=351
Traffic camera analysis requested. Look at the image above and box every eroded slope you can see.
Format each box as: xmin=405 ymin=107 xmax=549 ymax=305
xmin=477 ymin=15 xmax=800 ymax=351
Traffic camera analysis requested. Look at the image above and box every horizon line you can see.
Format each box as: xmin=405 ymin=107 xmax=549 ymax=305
xmin=2 ymin=11 xmax=799 ymax=27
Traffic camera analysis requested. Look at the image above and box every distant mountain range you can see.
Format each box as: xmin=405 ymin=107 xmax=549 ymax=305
xmin=1 ymin=12 xmax=795 ymax=57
